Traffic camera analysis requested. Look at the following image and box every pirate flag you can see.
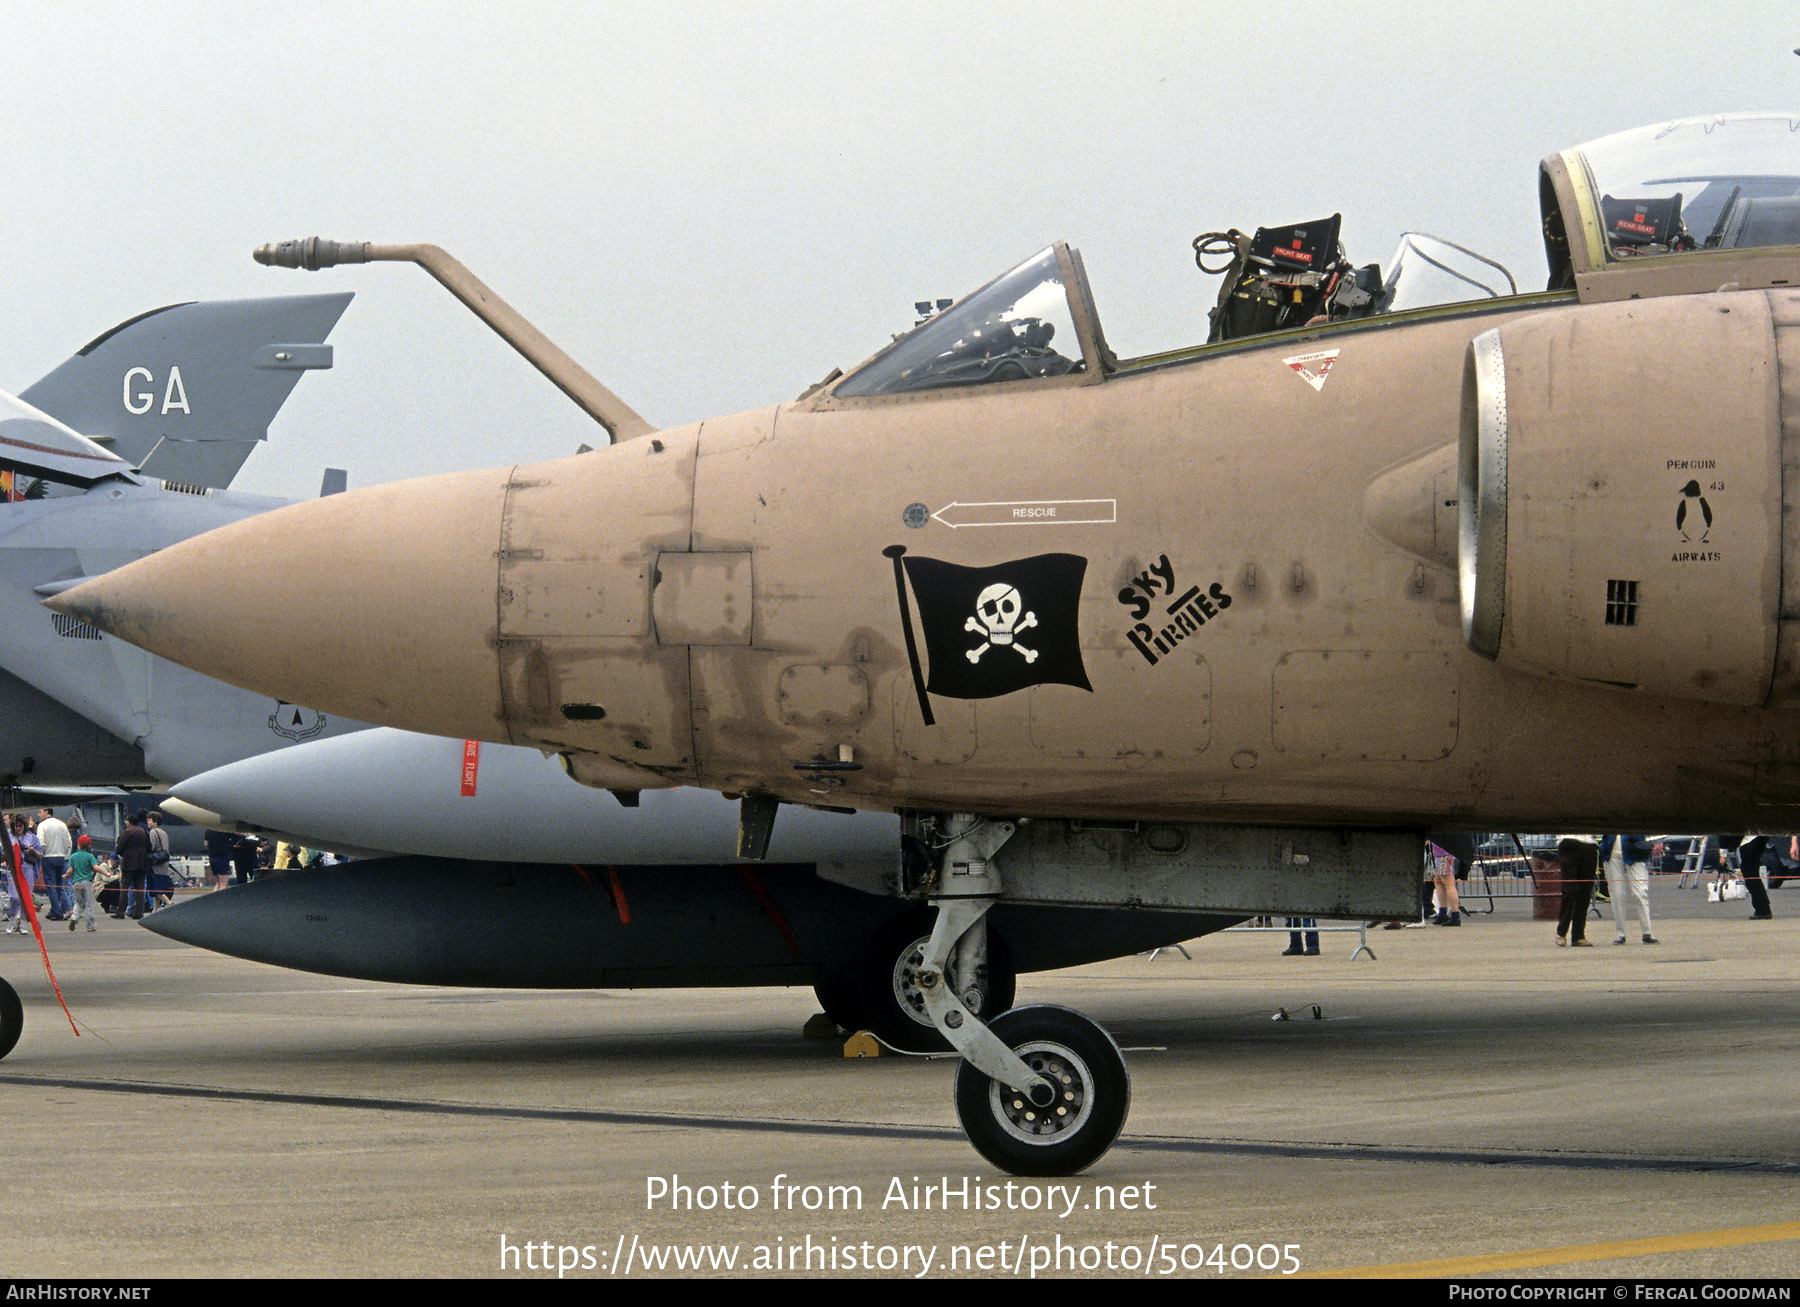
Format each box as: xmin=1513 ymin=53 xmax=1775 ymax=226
xmin=885 ymin=545 xmax=1091 ymax=726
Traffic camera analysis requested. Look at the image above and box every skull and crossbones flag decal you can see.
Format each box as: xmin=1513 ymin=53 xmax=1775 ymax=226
xmin=884 ymin=545 xmax=1091 ymax=725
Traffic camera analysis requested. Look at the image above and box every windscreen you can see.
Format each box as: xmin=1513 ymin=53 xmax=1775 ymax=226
xmin=835 ymin=247 xmax=1082 ymax=397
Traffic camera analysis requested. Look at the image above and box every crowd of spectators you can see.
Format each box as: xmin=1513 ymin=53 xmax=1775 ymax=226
xmin=1 ymin=806 xmax=349 ymax=932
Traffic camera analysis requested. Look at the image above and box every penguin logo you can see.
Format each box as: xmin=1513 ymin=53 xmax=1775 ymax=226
xmin=1676 ymin=480 xmax=1713 ymax=542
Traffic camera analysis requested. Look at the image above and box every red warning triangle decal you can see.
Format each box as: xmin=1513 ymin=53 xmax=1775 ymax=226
xmin=1283 ymin=348 xmax=1340 ymax=392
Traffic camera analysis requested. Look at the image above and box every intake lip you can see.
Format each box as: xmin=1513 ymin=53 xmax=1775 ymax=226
xmin=1458 ymin=328 xmax=1508 ymax=661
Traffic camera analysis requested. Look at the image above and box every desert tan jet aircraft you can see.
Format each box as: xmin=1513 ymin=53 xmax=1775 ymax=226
xmin=47 ymin=114 xmax=1800 ymax=1174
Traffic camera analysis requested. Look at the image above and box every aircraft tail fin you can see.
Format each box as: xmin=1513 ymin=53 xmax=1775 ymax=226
xmin=19 ymin=292 xmax=352 ymax=490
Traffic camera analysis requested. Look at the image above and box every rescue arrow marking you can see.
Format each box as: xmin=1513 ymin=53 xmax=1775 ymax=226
xmin=930 ymin=498 xmax=1117 ymax=529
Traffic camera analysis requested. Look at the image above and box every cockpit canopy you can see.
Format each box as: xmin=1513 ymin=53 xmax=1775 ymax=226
xmin=1544 ymin=114 xmax=1800 ymax=283
xmin=833 ymin=243 xmax=1111 ymax=400
xmin=0 ymin=391 xmax=131 ymax=494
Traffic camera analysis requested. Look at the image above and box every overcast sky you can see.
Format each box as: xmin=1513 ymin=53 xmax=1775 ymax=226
xmin=3 ymin=1 xmax=1797 ymax=499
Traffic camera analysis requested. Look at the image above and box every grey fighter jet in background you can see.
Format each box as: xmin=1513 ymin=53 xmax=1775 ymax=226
xmin=0 ymin=293 xmax=358 ymax=787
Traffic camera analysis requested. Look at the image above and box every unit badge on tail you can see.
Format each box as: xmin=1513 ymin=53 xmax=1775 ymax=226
xmin=884 ymin=545 xmax=1090 ymax=726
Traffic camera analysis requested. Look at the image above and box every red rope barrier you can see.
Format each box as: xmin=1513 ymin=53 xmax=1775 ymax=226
xmin=3 ymin=822 xmax=78 ymax=1036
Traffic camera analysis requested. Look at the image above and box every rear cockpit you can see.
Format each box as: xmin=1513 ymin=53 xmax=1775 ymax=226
xmin=1542 ymin=113 xmax=1800 ymax=291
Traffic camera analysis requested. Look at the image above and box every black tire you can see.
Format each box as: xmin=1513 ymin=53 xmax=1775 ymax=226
xmin=858 ymin=908 xmax=1016 ymax=1053
xmin=954 ymin=1004 xmax=1129 ymax=1176
xmin=811 ymin=973 xmax=869 ymax=1033
xmin=0 ymin=976 xmax=21 ymax=1061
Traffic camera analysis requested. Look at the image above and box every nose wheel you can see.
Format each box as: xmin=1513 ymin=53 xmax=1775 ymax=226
xmin=0 ymin=976 xmax=21 ymax=1061
xmin=953 ymin=1004 xmax=1129 ymax=1176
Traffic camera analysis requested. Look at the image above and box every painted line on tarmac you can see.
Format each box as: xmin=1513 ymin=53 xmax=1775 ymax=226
xmin=0 ymin=1073 xmax=957 ymax=1142
xmin=1313 ymin=1218 xmax=1800 ymax=1277
xmin=5 ymin=1074 xmax=1798 ymax=1177
xmin=1118 ymin=1133 xmax=1800 ymax=1175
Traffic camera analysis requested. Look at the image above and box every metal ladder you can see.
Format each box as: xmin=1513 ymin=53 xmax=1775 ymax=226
xmin=1677 ymin=836 xmax=1710 ymax=890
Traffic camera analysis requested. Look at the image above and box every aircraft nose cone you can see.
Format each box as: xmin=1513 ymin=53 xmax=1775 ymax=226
xmin=48 ymin=466 xmax=513 ymax=742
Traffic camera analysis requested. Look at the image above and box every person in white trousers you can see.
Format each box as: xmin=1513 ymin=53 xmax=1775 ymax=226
xmin=1602 ymin=834 xmax=1658 ymax=944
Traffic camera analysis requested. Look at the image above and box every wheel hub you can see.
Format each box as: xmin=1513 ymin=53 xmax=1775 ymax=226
xmin=892 ymin=937 xmax=934 ymax=1029
xmin=991 ymin=1042 xmax=1093 ymax=1142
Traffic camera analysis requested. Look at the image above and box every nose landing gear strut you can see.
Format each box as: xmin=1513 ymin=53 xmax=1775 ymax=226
xmin=915 ymin=814 xmax=1129 ymax=1175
